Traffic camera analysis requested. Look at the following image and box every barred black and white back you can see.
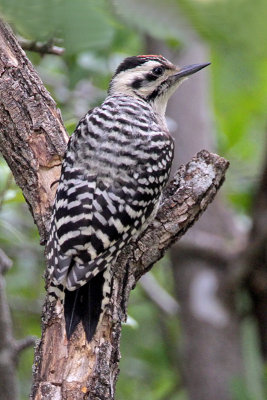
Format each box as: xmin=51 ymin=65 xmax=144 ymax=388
xmin=46 ymin=55 xmax=209 ymax=342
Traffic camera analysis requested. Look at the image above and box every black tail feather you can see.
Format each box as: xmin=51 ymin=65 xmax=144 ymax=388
xmin=64 ymin=270 xmax=105 ymax=342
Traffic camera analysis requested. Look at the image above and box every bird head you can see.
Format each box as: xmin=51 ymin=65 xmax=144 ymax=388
xmin=109 ymin=55 xmax=210 ymax=116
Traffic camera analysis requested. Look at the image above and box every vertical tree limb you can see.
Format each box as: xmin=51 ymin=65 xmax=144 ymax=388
xmin=30 ymin=150 xmax=228 ymax=400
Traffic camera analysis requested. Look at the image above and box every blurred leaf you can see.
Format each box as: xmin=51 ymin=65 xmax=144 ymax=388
xmin=2 ymin=189 xmax=25 ymax=204
xmin=240 ymin=318 xmax=266 ymax=400
xmin=113 ymin=0 xmax=185 ymax=44
xmin=124 ymin=315 xmax=138 ymax=328
xmin=0 ymin=218 xmax=25 ymax=243
xmin=231 ymin=378 xmax=255 ymax=400
xmin=174 ymin=0 xmax=267 ymax=214
xmin=65 ymin=119 xmax=77 ymax=135
xmin=0 ymin=0 xmax=115 ymax=53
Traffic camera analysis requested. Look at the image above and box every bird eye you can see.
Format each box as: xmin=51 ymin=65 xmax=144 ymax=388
xmin=152 ymin=66 xmax=164 ymax=76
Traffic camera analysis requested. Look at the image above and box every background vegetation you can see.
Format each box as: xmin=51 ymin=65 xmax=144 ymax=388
xmin=0 ymin=0 xmax=266 ymax=399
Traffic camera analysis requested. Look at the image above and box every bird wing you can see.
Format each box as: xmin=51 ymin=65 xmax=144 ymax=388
xmin=47 ymin=164 xmax=158 ymax=290
xmin=46 ymin=97 xmax=173 ymax=290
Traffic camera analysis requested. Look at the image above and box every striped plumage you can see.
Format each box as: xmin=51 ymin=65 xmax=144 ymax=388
xmin=46 ymin=55 xmax=210 ymax=341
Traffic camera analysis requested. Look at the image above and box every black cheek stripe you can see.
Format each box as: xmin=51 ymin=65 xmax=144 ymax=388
xmin=131 ymin=79 xmax=143 ymax=89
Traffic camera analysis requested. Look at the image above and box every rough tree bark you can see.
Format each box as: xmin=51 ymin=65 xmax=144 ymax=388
xmin=0 ymin=20 xmax=68 ymax=243
xmin=0 ymin=20 xmax=229 ymax=399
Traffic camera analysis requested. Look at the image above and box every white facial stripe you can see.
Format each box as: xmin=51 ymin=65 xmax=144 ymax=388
xmin=111 ymin=60 xmax=172 ymax=94
xmin=109 ymin=58 xmax=181 ymax=117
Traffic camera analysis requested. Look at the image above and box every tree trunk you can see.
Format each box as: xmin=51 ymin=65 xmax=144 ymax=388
xmin=0 ymin=20 xmax=68 ymax=243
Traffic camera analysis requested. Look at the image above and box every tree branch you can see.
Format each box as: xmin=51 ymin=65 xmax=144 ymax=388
xmin=18 ymin=37 xmax=65 ymax=56
xmin=14 ymin=336 xmax=36 ymax=357
xmin=33 ymin=151 xmax=229 ymax=400
xmin=0 ymin=19 xmax=229 ymax=400
xmin=140 ymin=272 xmax=179 ymax=316
xmin=0 ymin=19 xmax=68 ymax=243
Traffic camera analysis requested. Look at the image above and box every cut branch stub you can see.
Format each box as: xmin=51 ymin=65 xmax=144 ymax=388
xmin=114 ymin=149 xmax=229 ymax=314
xmin=135 ymin=150 xmax=229 ymax=274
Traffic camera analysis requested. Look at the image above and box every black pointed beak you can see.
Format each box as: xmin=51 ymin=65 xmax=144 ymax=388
xmin=174 ymin=62 xmax=211 ymax=79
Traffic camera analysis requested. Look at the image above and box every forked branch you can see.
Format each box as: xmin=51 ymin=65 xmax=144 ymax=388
xmin=0 ymin=19 xmax=229 ymax=400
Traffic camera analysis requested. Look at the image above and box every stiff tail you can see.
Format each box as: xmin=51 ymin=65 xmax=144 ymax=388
xmin=64 ymin=270 xmax=105 ymax=342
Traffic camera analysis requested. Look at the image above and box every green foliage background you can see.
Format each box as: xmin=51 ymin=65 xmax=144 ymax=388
xmin=0 ymin=0 xmax=266 ymax=399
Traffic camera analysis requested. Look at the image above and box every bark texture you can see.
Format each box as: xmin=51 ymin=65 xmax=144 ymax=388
xmin=31 ymin=150 xmax=228 ymax=400
xmin=0 ymin=20 xmax=68 ymax=243
xmin=0 ymin=20 xmax=229 ymax=400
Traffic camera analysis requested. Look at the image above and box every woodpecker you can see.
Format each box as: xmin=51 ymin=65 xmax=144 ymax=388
xmin=46 ymin=55 xmax=210 ymax=342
